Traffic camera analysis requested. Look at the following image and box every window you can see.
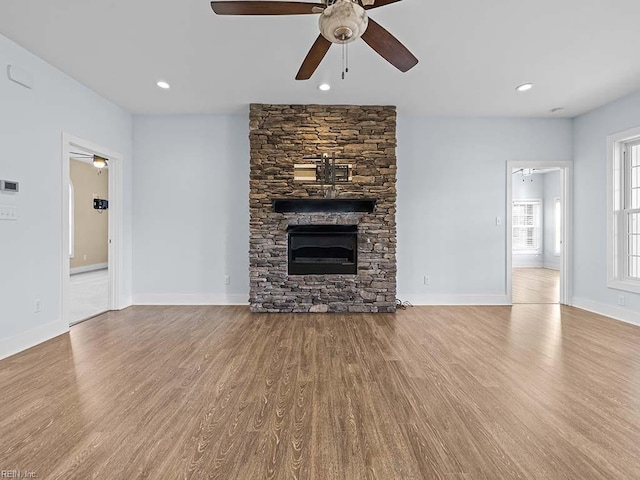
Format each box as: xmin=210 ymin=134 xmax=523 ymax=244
xmin=554 ymin=198 xmax=561 ymax=256
xmin=622 ymin=141 xmax=640 ymax=279
xmin=512 ymin=200 xmax=542 ymax=254
xmin=608 ymin=127 xmax=640 ymax=293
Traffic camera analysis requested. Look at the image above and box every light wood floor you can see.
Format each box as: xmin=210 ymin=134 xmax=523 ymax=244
xmin=1 ymin=305 xmax=640 ymax=479
xmin=513 ymin=267 xmax=560 ymax=304
xmin=69 ymin=269 xmax=109 ymax=324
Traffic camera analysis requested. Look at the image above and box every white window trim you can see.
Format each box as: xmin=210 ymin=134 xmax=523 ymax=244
xmin=607 ymin=125 xmax=640 ymax=294
xmin=512 ymin=198 xmax=542 ymax=255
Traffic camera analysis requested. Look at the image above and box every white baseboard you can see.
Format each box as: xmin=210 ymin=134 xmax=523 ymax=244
xmin=118 ymin=296 xmax=133 ymax=310
xmin=398 ymin=294 xmax=510 ymax=306
xmin=70 ymin=263 xmax=108 ymax=275
xmin=543 ymin=264 xmax=560 ymax=271
xmin=137 ymin=293 xmax=509 ymax=307
xmin=0 ymin=320 xmax=69 ymax=361
xmin=133 ymin=293 xmax=249 ymax=306
xmin=572 ymin=297 xmax=640 ymax=327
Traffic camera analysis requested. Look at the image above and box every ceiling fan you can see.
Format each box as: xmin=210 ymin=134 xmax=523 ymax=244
xmin=210 ymin=0 xmax=418 ymax=80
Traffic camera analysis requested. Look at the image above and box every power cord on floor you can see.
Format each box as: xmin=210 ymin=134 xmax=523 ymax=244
xmin=395 ymin=299 xmax=413 ymax=310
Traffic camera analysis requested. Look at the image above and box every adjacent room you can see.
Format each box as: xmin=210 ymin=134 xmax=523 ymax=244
xmin=511 ymin=168 xmax=562 ymax=304
xmin=68 ymin=150 xmax=110 ymax=324
xmin=1 ymin=0 xmax=640 ymax=478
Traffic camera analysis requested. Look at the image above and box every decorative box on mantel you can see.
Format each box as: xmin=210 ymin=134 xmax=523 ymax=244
xmin=249 ymin=104 xmax=398 ymax=313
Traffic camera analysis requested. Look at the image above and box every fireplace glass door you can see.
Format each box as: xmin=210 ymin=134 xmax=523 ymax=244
xmin=287 ymin=225 xmax=357 ymax=275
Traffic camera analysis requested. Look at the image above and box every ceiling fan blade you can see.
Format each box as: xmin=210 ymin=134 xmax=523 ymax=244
xmin=361 ymin=18 xmax=418 ymax=72
xmin=363 ymin=0 xmax=402 ymax=10
xmin=296 ymin=35 xmax=332 ymax=80
xmin=211 ymin=1 xmax=324 ymax=15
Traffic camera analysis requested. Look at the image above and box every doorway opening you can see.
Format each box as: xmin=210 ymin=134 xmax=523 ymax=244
xmin=68 ymin=150 xmax=109 ymax=322
xmin=61 ymin=133 xmax=123 ymax=326
xmin=506 ymin=161 xmax=572 ymax=305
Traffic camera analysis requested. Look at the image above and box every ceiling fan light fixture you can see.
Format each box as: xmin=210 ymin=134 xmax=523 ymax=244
xmin=93 ymin=155 xmax=107 ymax=169
xmin=319 ymin=0 xmax=368 ymax=44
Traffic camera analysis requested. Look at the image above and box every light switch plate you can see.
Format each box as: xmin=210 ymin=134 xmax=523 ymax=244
xmin=0 ymin=205 xmax=18 ymax=220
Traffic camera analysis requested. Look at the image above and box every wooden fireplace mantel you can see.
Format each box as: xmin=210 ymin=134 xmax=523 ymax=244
xmin=272 ymin=198 xmax=377 ymax=213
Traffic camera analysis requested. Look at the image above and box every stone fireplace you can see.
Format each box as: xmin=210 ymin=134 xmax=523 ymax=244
xmin=249 ymin=104 xmax=397 ymax=313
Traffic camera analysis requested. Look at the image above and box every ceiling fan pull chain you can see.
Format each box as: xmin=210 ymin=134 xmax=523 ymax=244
xmin=346 ymin=43 xmax=349 ymax=74
xmin=341 ymin=43 xmax=349 ymax=79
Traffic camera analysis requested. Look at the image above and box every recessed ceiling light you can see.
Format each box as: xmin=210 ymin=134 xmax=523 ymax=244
xmin=550 ymin=107 xmax=564 ymax=114
xmin=318 ymin=83 xmax=331 ymax=91
xmin=156 ymin=81 xmax=170 ymax=89
xmin=515 ymin=83 xmax=533 ymax=92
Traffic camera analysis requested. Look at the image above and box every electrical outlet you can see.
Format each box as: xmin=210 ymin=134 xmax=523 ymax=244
xmin=496 ymin=216 xmax=502 ymax=226
xmin=83 ymin=254 xmax=87 ymax=261
xmin=423 ymin=275 xmax=431 ymax=286
xmin=618 ymin=295 xmax=625 ymax=306
xmin=34 ymin=299 xmax=41 ymax=313
xmin=225 ymin=275 xmax=231 ymax=285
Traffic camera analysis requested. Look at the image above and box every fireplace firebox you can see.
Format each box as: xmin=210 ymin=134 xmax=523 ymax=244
xmin=287 ymin=225 xmax=358 ymax=275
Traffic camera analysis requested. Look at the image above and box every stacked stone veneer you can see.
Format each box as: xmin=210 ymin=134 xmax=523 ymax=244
xmin=249 ymin=104 xmax=397 ymax=313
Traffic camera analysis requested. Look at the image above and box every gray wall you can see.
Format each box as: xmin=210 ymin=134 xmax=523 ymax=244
xmin=0 ymin=33 xmax=133 ymax=359
xmin=573 ymin=90 xmax=640 ymax=319
xmin=131 ymin=116 xmax=573 ymax=305
xmin=132 ymin=115 xmax=249 ymax=303
xmin=396 ymin=117 xmax=573 ymax=303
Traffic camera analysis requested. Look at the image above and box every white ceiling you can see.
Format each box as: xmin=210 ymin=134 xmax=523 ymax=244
xmin=2 ymin=0 xmax=640 ymax=117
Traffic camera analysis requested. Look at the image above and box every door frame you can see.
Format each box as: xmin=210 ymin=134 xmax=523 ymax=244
xmin=506 ymin=160 xmax=573 ymax=305
xmin=61 ymin=132 xmax=123 ymax=325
